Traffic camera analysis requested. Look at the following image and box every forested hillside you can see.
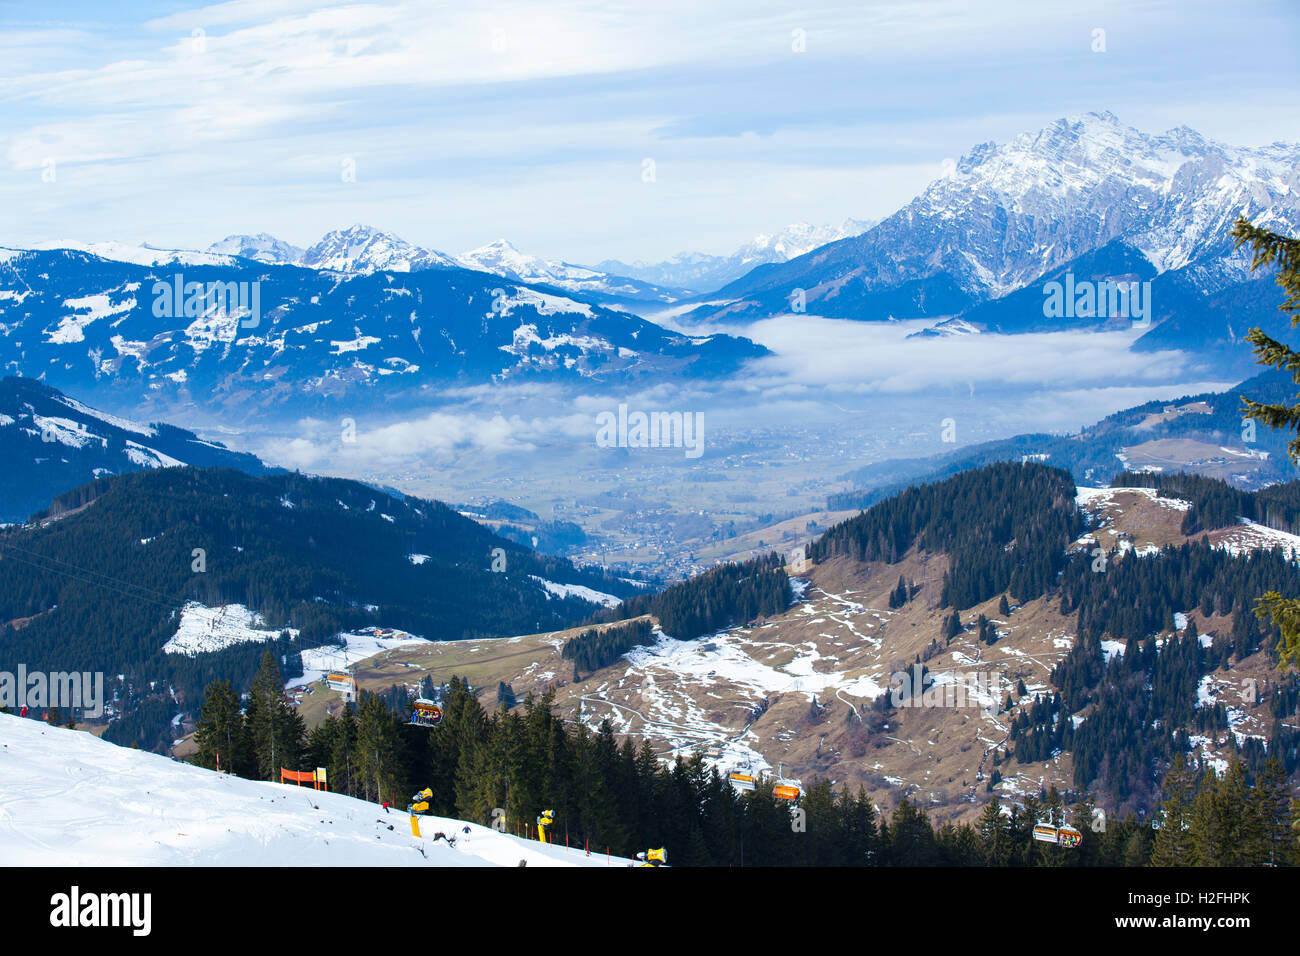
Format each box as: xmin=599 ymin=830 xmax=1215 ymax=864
xmin=594 ymin=553 xmax=790 ymax=640
xmin=0 ymin=466 xmax=639 ymax=748
xmin=1010 ymin=537 xmax=1300 ymax=810
xmin=803 ymin=461 xmax=1300 ymax=818
xmin=813 ymin=462 xmax=1081 ymax=608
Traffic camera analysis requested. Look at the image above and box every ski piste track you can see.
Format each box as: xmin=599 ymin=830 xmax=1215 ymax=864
xmin=0 ymin=714 xmax=634 ymax=867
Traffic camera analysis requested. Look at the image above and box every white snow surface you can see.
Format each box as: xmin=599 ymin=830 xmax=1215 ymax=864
xmin=0 ymin=714 xmax=629 ymax=866
xmin=530 ymin=576 xmax=622 ymax=607
xmin=1074 ymin=485 xmax=1193 ymax=511
xmin=27 ymin=240 xmax=238 ymax=268
xmin=163 ymin=602 xmax=297 ymax=655
xmin=1214 ymin=519 xmax=1300 ymax=560
xmin=289 ymin=630 xmax=432 ymax=688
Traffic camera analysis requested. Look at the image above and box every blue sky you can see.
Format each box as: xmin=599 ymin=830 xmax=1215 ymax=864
xmin=2 ymin=0 xmax=1297 ymax=263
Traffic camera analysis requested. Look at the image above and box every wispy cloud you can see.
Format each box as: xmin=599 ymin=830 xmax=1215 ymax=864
xmin=2 ymin=0 xmax=1296 ymax=261
xmin=237 ymin=313 xmax=1222 ymax=477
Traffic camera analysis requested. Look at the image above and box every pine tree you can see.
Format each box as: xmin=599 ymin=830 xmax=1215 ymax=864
xmin=355 ymin=690 xmax=402 ymax=805
xmin=889 ymin=575 xmax=909 ymax=609
xmin=1233 ymin=219 xmax=1300 ymax=666
xmin=1122 ymin=828 xmax=1150 ymax=866
xmin=246 ymin=652 xmax=301 ymax=781
xmin=887 ymin=798 xmax=938 ymax=865
xmin=1150 ymin=753 xmax=1197 ymax=866
xmin=977 ymin=797 xmax=1011 ymax=865
xmin=193 ymin=679 xmax=248 ymax=775
xmin=1189 ymin=761 xmax=1263 ymax=865
xmin=328 ymin=704 xmax=359 ymax=797
xmin=1250 ymin=757 xmax=1294 ymax=866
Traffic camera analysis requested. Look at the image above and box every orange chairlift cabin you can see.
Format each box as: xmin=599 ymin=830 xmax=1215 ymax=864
xmin=410 ymin=698 xmax=443 ymax=727
xmin=728 ymin=772 xmax=757 ymax=792
xmin=773 ymin=763 xmax=801 ymax=802
xmin=1033 ymin=808 xmax=1081 ymax=848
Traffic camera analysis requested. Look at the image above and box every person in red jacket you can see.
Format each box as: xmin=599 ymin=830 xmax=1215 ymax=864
xmin=19 ymin=705 xmax=28 ymax=718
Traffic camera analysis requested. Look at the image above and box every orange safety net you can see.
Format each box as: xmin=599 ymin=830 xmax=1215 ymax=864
xmin=280 ymin=768 xmax=323 ymax=789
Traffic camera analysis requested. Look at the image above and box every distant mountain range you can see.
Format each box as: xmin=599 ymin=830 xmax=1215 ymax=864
xmin=9 ymin=112 xmax=1300 ymax=408
xmin=685 ymin=113 xmax=1300 ymax=369
xmin=39 ymin=220 xmax=880 ymax=305
xmin=0 ymin=246 xmax=765 ymax=417
xmin=0 ymin=376 xmax=272 ymax=524
xmin=454 ymin=238 xmax=686 ymax=305
xmin=829 ymin=368 xmax=1300 ymax=510
xmin=593 ymin=219 xmax=876 ymax=294
xmin=202 ymin=223 xmax=877 ymax=302
xmin=205 ymin=226 xmax=707 ymax=304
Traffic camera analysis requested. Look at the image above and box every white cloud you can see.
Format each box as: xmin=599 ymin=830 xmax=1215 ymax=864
xmin=2 ymin=0 xmax=1295 ymax=261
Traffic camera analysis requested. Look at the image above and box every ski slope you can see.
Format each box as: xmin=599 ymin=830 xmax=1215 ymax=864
xmin=0 ymin=715 xmax=631 ymax=867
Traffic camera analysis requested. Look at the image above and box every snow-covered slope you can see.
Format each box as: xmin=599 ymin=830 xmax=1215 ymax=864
xmin=530 ymin=575 xmax=622 ymax=608
xmin=0 ymin=376 xmax=270 ymax=523
xmin=161 ymin=602 xmax=300 ymax=656
xmin=0 ymin=714 xmax=630 ymax=867
xmin=24 ymin=240 xmax=238 ymax=269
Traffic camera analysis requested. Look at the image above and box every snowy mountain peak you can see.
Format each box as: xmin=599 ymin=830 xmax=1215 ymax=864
xmin=300 ymin=225 xmax=458 ymax=273
xmin=687 ymin=113 xmax=1300 ymax=324
xmin=206 ymin=233 xmax=304 ymax=265
xmin=458 ymin=239 xmax=597 ymax=285
xmin=738 ymin=219 xmax=875 ymax=264
xmin=913 ymin=112 xmax=1300 ymax=289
